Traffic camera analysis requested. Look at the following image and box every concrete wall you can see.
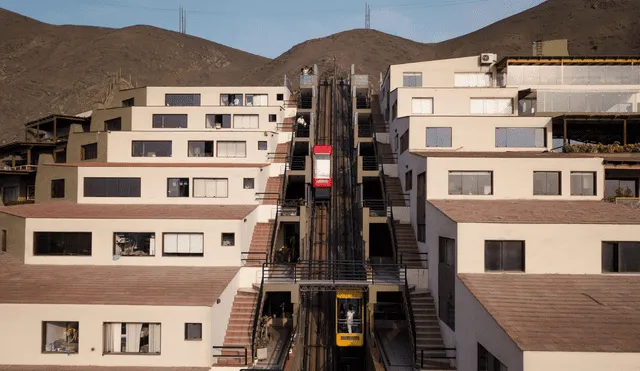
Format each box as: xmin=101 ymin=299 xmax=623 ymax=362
xmin=0 ymin=213 xmax=26 ymax=262
xmin=144 ymin=86 xmax=287 ymax=107
xmin=90 ymin=107 xmax=134 ymax=131
xmin=456 ymin=278 xmax=523 ymax=371
xmin=34 ymin=165 xmax=79 ymax=203
xmin=457 ymin=223 xmax=640 ymax=274
xmin=425 ymin=157 xmax=605 ymax=200
xmin=110 ymin=89 xmax=148 ymax=109
xmin=65 ymin=131 xmax=109 ymax=163
xmin=523 ymin=351 xmax=640 ymax=371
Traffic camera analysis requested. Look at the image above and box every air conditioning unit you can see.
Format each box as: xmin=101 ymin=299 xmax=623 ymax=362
xmin=480 ymin=53 xmax=498 ymax=65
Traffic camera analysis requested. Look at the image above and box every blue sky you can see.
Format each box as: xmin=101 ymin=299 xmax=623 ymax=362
xmin=0 ymin=0 xmax=546 ymax=58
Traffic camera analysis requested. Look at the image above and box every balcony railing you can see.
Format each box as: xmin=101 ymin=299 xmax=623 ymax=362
xmin=288 ymin=156 xmax=306 ymax=171
xmin=534 ymin=90 xmax=639 ymax=113
xmin=362 ymin=199 xmax=389 ymax=217
xmin=361 ymin=156 xmax=379 ymax=171
xmin=299 ymin=75 xmax=314 ymax=86
xmin=298 ymin=96 xmax=313 ymax=109
xmin=507 ymin=65 xmax=640 ymax=86
xmin=356 ymin=96 xmax=371 ymax=109
xmin=353 ymin=74 xmax=369 ymax=86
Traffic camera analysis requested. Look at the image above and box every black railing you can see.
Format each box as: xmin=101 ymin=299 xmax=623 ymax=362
xmin=241 ymin=251 xmax=268 ymax=266
xmin=356 ymin=95 xmax=371 ymax=109
xmin=289 ymin=156 xmax=306 ymax=171
xmin=278 ymin=198 xmax=305 ymax=217
xmin=416 ymin=347 xmax=457 ymax=369
xmin=399 ymin=252 xmax=428 ymax=266
xmin=362 ymin=199 xmax=389 ymax=217
xmin=362 ymin=156 xmax=379 ymax=171
xmin=261 ymin=260 xmax=407 ymax=284
xmin=402 ymin=275 xmax=417 ymax=365
xmin=212 ymin=346 xmax=248 ymax=366
xmin=255 ymin=192 xmax=280 ymax=203
xmin=250 ymin=275 xmax=265 ymax=365
xmin=295 ymin=125 xmax=310 ymax=138
xmin=298 ymin=96 xmax=313 ymax=109
xmin=358 ymin=123 xmax=373 ymax=137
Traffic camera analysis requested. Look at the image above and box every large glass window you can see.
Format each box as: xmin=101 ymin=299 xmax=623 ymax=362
xmin=217 ymin=141 xmax=246 ymax=158
xmin=193 ymin=178 xmax=228 ymax=198
xmin=485 ymin=241 xmax=525 ymax=272
xmin=114 ymin=232 xmax=155 ymax=256
xmin=439 ymin=237 xmax=456 ymax=267
xmin=246 ymin=94 xmax=268 ymax=106
xmin=165 ymin=94 xmax=201 ymax=106
xmin=533 ymin=171 xmax=561 ymax=195
xmin=605 ymin=179 xmax=637 ymax=200
xmin=495 ymin=128 xmax=545 ymax=147
xmin=51 ymin=179 xmax=65 ymax=198
xmin=152 ymin=114 xmax=187 ymax=128
xmin=220 ymin=94 xmax=243 ymax=106
xmin=233 ymin=114 xmax=259 ymax=129
xmin=570 ymin=172 xmax=596 ymax=196
xmin=411 ymin=98 xmax=433 ymax=114
xmin=132 ymin=141 xmax=172 ymax=157
xmin=42 ymin=321 xmax=79 ymax=353
xmin=84 ymin=177 xmax=141 ymax=197
xmin=403 ymin=72 xmax=422 ymax=87
xmin=103 ymin=323 xmax=161 ymax=354
xmin=206 ymin=114 xmax=231 ymax=129
xmin=105 ymin=117 xmax=122 ymax=131
xmin=167 ymin=178 xmax=189 ymax=197
xmin=34 ymin=232 xmax=92 ymax=256
xmin=448 ymin=171 xmax=493 ymax=195
xmin=188 ymin=141 xmax=214 ymax=157
xmin=426 ymin=127 xmax=452 ymax=147
xmin=470 ymin=98 xmax=513 ymax=115
xmin=602 ymin=242 xmax=640 ymax=273
xmin=400 ymin=130 xmax=409 ymax=153
xmin=163 ymin=233 xmax=204 ymax=256
xmin=185 ymin=323 xmax=202 ymax=341
xmin=81 ymin=143 xmax=98 ymax=160
xmin=478 ymin=343 xmax=507 ymax=371
xmin=454 ymin=73 xmax=492 ymax=87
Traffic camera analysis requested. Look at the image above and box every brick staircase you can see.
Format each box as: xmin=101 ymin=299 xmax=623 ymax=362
xmin=280 ymin=117 xmax=294 ymax=132
xmin=273 ymin=142 xmax=291 ymax=163
xmin=246 ymin=221 xmax=275 ymax=267
xmin=410 ymin=290 xmax=456 ymax=370
xmin=384 ymin=176 xmax=406 ymax=206
xmin=217 ymin=288 xmax=259 ymax=366
xmin=376 ymin=142 xmax=395 ymax=164
xmin=394 ymin=222 xmax=423 ymax=268
xmin=262 ymin=176 xmax=283 ymax=205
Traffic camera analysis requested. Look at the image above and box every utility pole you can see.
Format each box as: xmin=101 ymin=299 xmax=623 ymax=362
xmin=364 ymin=2 xmax=371 ymax=29
xmin=179 ymin=6 xmax=187 ymax=34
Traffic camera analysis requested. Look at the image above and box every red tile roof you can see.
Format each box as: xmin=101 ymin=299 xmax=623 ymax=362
xmin=0 ymin=203 xmax=257 ymax=220
xmin=428 ymin=200 xmax=640 ymax=224
xmin=460 ymin=274 xmax=640 ymax=352
xmin=0 ymin=253 xmax=238 ymax=306
xmin=49 ymin=162 xmax=270 ymax=168
xmin=0 ymin=366 xmax=210 ymax=371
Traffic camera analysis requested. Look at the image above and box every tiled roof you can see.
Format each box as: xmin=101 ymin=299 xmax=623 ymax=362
xmin=50 ymin=162 xmax=269 ymax=168
xmin=428 ymin=200 xmax=640 ymax=224
xmin=459 ymin=274 xmax=640 ymax=352
xmin=0 ymin=366 xmax=210 ymax=371
xmin=0 ymin=203 xmax=257 ymax=219
xmin=0 ymin=253 xmax=238 ymax=306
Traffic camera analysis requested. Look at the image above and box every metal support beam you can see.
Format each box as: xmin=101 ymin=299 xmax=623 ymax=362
xmin=624 ymin=119 xmax=628 ymax=145
xmin=563 ymin=118 xmax=568 ymax=145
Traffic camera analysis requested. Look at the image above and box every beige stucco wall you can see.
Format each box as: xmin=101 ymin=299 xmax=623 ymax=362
xmin=523 ymin=351 xmax=640 ymax=371
xmin=0 ymin=213 xmax=26 ymax=261
xmin=74 ymin=166 xmax=269 ymax=205
xmin=395 ymin=87 xmax=518 ymax=117
xmin=90 ymin=107 xmax=134 ymax=131
xmin=34 ymin=164 xmax=79 ymax=203
xmin=407 ymin=116 xmax=552 ymax=152
xmin=457 ymin=223 xmax=640 ymax=274
xmin=0 ymin=304 xmax=213 ymax=368
xmin=425 ymin=157 xmax=605 ymax=200
xmin=110 ymin=88 xmax=148 ymax=109
xmin=22 ymin=217 xmax=250 ymax=266
xmin=388 ymin=56 xmax=495 ymax=91
xmin=65 ymin=131 xmax=109 ymax=163
xmin=144 ymin=86 xmax=287 ymax=107
xmin=456 ymin=278 xmax=524 ymax=371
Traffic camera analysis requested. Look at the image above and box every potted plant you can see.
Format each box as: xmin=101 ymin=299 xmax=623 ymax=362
xmin=255 ymin=315 xmax=272 ymax=361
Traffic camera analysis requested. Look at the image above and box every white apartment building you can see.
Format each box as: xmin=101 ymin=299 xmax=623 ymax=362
xmin=381 ymin=55 xmax=640 ymax=370
xmin=0 ymin=85 xmax=296 ymax=370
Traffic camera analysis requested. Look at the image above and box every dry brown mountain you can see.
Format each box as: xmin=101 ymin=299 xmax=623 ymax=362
xmin=2 ymin=0 xmax=640 ymax=141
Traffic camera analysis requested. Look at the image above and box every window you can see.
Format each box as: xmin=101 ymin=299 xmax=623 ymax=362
xmin=470 ymin=98 xmax=513 ymax=115
xmin=185 ymin=323 xmax=202 ymax=341
xmin=570 ymin=172 xmax=596 ymax=196
xmin=81 ymin=143 xmax=98 ymax=160
xmin=495 ymin=128 xmax=545 ymax=147
xmin=258 ymin=141 xmax=268 ymax=151
xmin=122 ymin=98 xmax=134 ymax=107
xmin=276 ymin=93 xmax=284 ymax=101
xmin=206 ymin=114 xmax=231 ymax=129
xmin=188 ymin=141 xmax=214 ymax=157
xmin=392 ymin=102 xmax=397 ymax=120
xmin=439 ymin=237 xmax=455 ymax=267
xmin=269 ymin=114 xmax=277 ymax=122
xmin=485 ymin=241 xmax=525 ymax=272
xmin=605 ymin=179 xmax=636 ymax=200
xmin=132 ymin=141 xmax=172 ymax=157
xmin=105 ymin=117 xmax=122 ymax=131
xmin=84 ymin=177 xmax=141 ymax=197
xmin=152 ymin=114 xmax=187 ymax=128
xmin=1 ymin=230 xmax=6 ymax=252
xmin=454 ymin=73 xmax=492 ymax=87
xmin=167 ymin=178 xmax=189 ymax=197
xmin=416 ymin=172 xmax=426 ymax=242
xmin=34 ymin=232 xmax=92 ymax=256
xmin=51 ymin=179 xmax=65 ymax=198
xmin=426 ymin=127 xmax=452 ymax=147
xmin=403 ymin=72 xmax=422 ymax=87
xmin=246 ymin=94 xmax=268 ymax=106
xmin=114 ymin=232 xmax=155 ymax=256
xmin=55 ymin=150 xmax=66 ymax=163
xmin=221 ymin=94 xmax=243 ymax=106
xmin=243 ymin=178 xmax=255 ymax=189
xmin=222 ymin=233 xmax=235 ymax=246
xmin=217 ymin=141 xmax=246 ymax=158
xmin=533 ymin=171 xmax=560 ymax=195
xmin=103 ymin=322 xmax=161 ymax=354
xmin=400 ymin=130 xmax=409 ymax=154
xmin=165 ymin=93 xmax=201 ymax=106
xmin=233 ymin=114 xmax=259 ymax=129
xmin=163 ymin=233 xmax=204 ymax=256
xmin=193 ymin=178 xmax=228 ymax=198
xmin=411 ymin=98 xmax=433 ymax=114
xmin=405 ymin=170 xmax=412 ymax=191
xmin=448 ymin=171 xmax=493 ymax=195
xmin=478 ymin=343 xmax=507 ymax=371
xmin=42 ymin=321 xmax=79 ymax=353
xmin=602 ymin=242 xmax=640 ymax=273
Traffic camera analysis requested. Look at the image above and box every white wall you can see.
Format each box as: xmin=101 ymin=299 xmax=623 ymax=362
xmin=456 ymin=278 xmax=524 ymax=371
xmin=144 ymin=87 xmax=287 ymax=107
xmin=424 ymin=203 xmax=457 ymax=316
xmin=457 ymin=223 xmax=640 ymax=274
xmin=395 ymin=87 xmax=518 ymax=117
xmin=523 ymin=351 xmax=640 ymax=371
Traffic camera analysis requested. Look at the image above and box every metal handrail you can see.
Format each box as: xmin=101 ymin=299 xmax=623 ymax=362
xmin=241 ymin=251 xmax=268 ymax=266
xmin=289 ymin=156 xmax=306 ymax=171
xmin=362 ymin=199 xmax=389 ymax=217
xmin=416 ymin=347 xmax=457 ymax=369
xmin=262 ymin=260 xmax=407 ymax=284
xmin=402 ymin=269 xmax=417 ymax=365
xmin=362 ymin=156 xmax=379 ymax=171
xmin=250 ymin=274 xmax=265 ymax=365
xmin=212 ymin=345 xmax=248 ymax=366
xmin=399 ymin=252 xmax=428 ymax=265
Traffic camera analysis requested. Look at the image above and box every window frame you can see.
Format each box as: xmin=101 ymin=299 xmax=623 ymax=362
xmin=131 ymin=141 xmax=173 ymax=157
xmin=217 ymin=141 xmax=247 ymax=158
xmin=470 ymin=98 xmax=514 ymax=115
xmin=220 ymin=93 xmax=244 ymax=106
xmin=448 ymin=171 xmax=494 ymax=195
xmin=399 ymin=130 xmax=409 ymax=154
xmin=114 ymin=232 xmax=156 ymax=257
xmin=205 ymin=114 xmax=231 ymax=129
xmin=411 ymin=97 xmax=434 ymax=115
xmin=258 ymin=141 xmax=268 ymax=151
xmin=162 ymin=233 xmax=205 ymax=257
xmin=269 ymin=114 xmax=277 ymax=122
xmin=495 ymin=127 xmax=546 ymax=148
xmin=105 ymin=117 xmax=122 ymax=131
xmin=221 ymin=233 xmax=236 ymax=247
xmin=426 ymin=127 xmax=452 ymax=148
xmin=602 ymin=241 xmax=640 ymax=273
xmin=83 ymin=177 xmax=141 ymax=198
xmin=405 ymin=170 xmax=412 ymax=191
xmin=243 ymin=178 xmax=255 ymax=189
xmin=193 ymin=178 xmax=229 ymax=198
xmin=152 ymin=114 xmax=188 ymax=129
xmin=51 ymin=179 xmax=65 ymax=198
xmin=570 ymin=171 xmax=597 ymax=196
xmin=233 ymin=114 xmax=259 ymax=129
xmin=42 ymin=321 xmax=79 ymax=354
xmin=245 ymin=94 xmax=268 ymax=106
xmin=81 ymin=143 xmax=98 ymax=160
xmin=103 ymin=322 xmax=161 ymax=355
xmin=276 ymin=93 xmax=284 ymax=101
xmin=33 ymin=232 xmax=92 ymax=256
xmin=533 ymin=171 xmax=561 ymax=196
xmin=167 ymin=178 xmax=190 ymax=198
xmin=165 ymin=93 xmax=201 ymax=107
xmin=185 ymin=323 xmax=202 ymax=341
xmin=438 ymin=237 xmax=456 ymax=267
xmin=402 ymin=72 xmax=423 ymax=87
xmin=484 ymin=240 xmax=525 ymax=272
xmin=187 ymin=141 xmax=214 ymax=157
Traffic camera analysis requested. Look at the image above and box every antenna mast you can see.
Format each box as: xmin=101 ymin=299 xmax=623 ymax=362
xmin=179 ymin=6 xmax=187 ymax=34
xmin=364 ymin=2 xmax=371 ymax=29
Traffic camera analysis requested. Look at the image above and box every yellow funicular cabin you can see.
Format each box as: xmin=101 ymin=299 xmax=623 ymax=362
xmin=336 ymin=290 xmax=364 ymax=347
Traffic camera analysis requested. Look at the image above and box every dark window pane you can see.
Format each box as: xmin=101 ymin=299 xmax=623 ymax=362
xmin=188 ymin=141 xmax=214 ymax=157
xmin=601 ymin=242 xmax=616 ymax=272
xmin=276 ymin=94 xmax=284 ymax=101
xmin=619 ymin=242 xmax=640 ymax=272
xmin=502 ymin=241 xmax=524 ymax=271
xmin=534 ymin=172 xmax=560 ymax=195
xmin=206 ymin=114 xmax=231 ymax=129
xmin=51 ymin=179 xmax=65 ymax=198
xmin=167 ymin=178 xmax=189 ymax=197
xmin=426 ymin=127 xmax=452 ymax=147
xmin=152 ymin=114 xmax=187 ymax=128
xmin=165 ymin=94 xmax=201 ymax=106
xmin=220 ymin=94 xmax=243 ymax=106
xmin=84 ymin=178 xmax=141 ymax=197
xmin=105 ymin=117 xmax=122 ymax=131
xmin=81 ymin=143 xmax=98 ymax=160
xmin=122 ymin=98 xmax=134 ymax=107
xmin=132 ymin=141 xmax=172 ymax=157
xmin=485 ymin=241 xmax=502 ymax=271
xmin=448 ymin=172 xmax=462 ymax=195
xmin=34 ymin=232 xmax=92 ymax=255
